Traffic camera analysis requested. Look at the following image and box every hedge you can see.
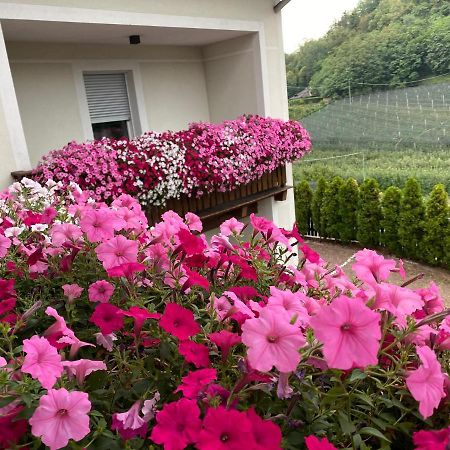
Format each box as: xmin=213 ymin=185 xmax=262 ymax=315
xmin=294 ymin=177 xmax=449 ymax=268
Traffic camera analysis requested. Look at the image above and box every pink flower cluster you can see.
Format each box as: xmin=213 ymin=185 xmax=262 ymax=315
xmin=32 ymin=115 xmax=312 ymax=206
xmin=0 ymin=178 xmax=449 ymax=450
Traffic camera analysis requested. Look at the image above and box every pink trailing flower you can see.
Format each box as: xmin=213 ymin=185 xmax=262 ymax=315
xmin=62 ymin=359 xmax=107 ymax=385
xmin=88 ymin=280 xmax=114 ymax=303
xmin=241 ymin=305 xmax=306 ymax=372
xmin=185 ymin=212 xmax=203 ymax=232
xmin=21 ymin=335 xmax=63 ymax=389
xmin=114 ymin=400 xmax=146 ymax=431
xmin=0 ymin=234 xmax=11 ymax=258
xmin=406 ymin=346 xmax=446 ymax=419
xmin=111 ymin=413 xmax=147 ymax=441
xmin=352 ymin=249 xmax=396 ymax=285
xmin=413 ymin=427 xmax=450 ymax=450
xmin=62 ymin=283 xmax=83 ymax=303
xmin=79 ymin=208 xmax=124 ymax=242
xmin=178 ymin=340 xmax=210 ymax=368
xmin=50 ymin=223 xmax=82 ymax=246
xmin=267 ymin=286 xmax=310 ymax=326
xmin=175 ymin=368 xmax=217 ymax=399
xmin=159 ymin=303 xmax=200 ymax=340
xmin=95 ymin=235 xmax=138 ymax=270
xmin=150 ymin=398 xmax=202 ymax=450
xmin=309 ymin=296 xmax=381 ymax=370
xmin=220 ymin=217 xmax=245 ymax=236
xmin=29 ymin=388 xmax=91 ymax=450
xmin=246 ymin=408 xmax=282 ymax=450
xmin=305 ymin=435 xmax=338 ymax=449
xmin=90 ymin=303 xmax=124 ymax=335
xmin=94 ymin=332 xmax=117 ymax=351
xmin=197 ymin=406 xmax=256 ymax=450
xmin=373 ymin=283 xmax=424 ymax=319
xmin=208 ymin=330 xmax=241 ymax=361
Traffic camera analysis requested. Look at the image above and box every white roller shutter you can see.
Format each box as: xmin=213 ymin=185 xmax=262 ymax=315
xmin=83 ymin=73 xmax=131 ymax=124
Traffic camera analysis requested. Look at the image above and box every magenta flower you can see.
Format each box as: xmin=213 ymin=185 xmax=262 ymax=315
xmin=413 ymin=427 xmax=450 ymax=450
xmin=208 ymin=330 xmax=241 ymax=361
xmin=175 ymin=368 xmax=217 ymax=399
xmin=177 ymin=228 xmax=206 ymax=255
xmin=90 ymin=303 xmax=124 ymax=335
xmin=95 ymin=235 xmax=138 ymax=270
xmin=63 ymin=359 xmax=107 ymax=385
xmin=246 ymin=408 xmax=282 ymax=450
xmin=197 ymin=406 xmax=256 ymax=450
xmin=29 ymin=388 xmax=91 ymax=450
xmin=406 ymin=346 xmax=446 ymax=419
xmin=159 ymin=303 xmax=200 ymax=340
xmin=310 ymin=296 xmax=381 ymax=370
xmin=88 ymin=280 xmax=114 ymax=303
xmin=21 ymin=335 xmax=63 ymax=389
xmin=178 ymin=340 xmax=210 ymax=368
xmin=123 ymin=306 xmax=160 ymax=336
xmin=241 ymin=306 xmax=306 ymax=372
xmin=305 ymin=435 xmax=338 ymax=449
xmin=62 ymin=283 xmax=83 ymax=303
xmin=150 ymin=398 xmax=202 ymax=450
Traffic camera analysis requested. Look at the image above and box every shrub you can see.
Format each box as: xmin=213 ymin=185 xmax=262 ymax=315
xmin=357 ymin=178 xmax=381 ymax=247
xmin=1 ymin=179 xmax=449 ymax=449
xmin=337 ymin=178 xmax=359 ymax=243
xmin=423 ymin=184 xmax=449 ymax=266
xmin=321 ymin=176 xmax=344 ymax=239
xmin=311 ymin=177 xmax=328 ymax=235
xmin=381 ymin=186 xmax=403 ymax=254
xmin=295 ymin=180 xmax=313 ymax=235
xmin=32 ymin=115 xmax=312 ymax=207
xmin=398 ymin=178 xmax=425 ymax=260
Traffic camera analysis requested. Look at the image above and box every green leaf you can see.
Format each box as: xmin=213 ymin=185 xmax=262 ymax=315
xmin=338 ymin=411 xmax=356 ymax=434
xmin=349 ymin=369 xmax=367 ymax=383
xmin=360 ymin=427 xmax=391 ymax=443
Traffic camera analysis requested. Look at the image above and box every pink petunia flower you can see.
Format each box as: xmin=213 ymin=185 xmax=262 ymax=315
xmin=159 ymin=303 xmax=200 ymax=340
xmin=79 ymin=208 xmax=124 ymax=242
xmin=267 ymin=286 xmax=310 ymax=326
xmin=50 ymin=223 xmax=82 ymax=246
xmin=352 ymin=249 xmax=396 ymax=285
xmin=95 ymin=235 xmax=138 ymax=270
xmin=175 ymin=368 xmax=217 ymax=399
xmin=220 ymin=217 xmax=245 ymax=236
xmin=406 ymin=346 xmax=446 ymax=419
xmin=29 ymin=388 xmax=91 ymax=450
xmin=246 ymin=407 xmax=282 ymax=450
xmin=90 ymin=303 xmax=124 ymax=335
xmin=150 ymin=398 xmax=202 ymax=450
xmin=241 ymin=306 xmax=306 ymax=372
xmin=196 ymin=406 xmax=256 ymax=450
xmin=185 ymin=212 xmax=203 ymax=232
xmin=0 ymin=404 xmax=28 ymax=448
xmin=309 ymin=296 xmax=381 ymax=370
xmin=88 ymin=280 xmax=114 ymax=303
xmin=63 ymin=359 xmax=107 ymax=385
xmin=208 ymin=330 xmax=241 ymax=361
xmin=413 ymin=427 xmax=450 ymax=450
xmin=305 ymin=435 xmax=338 ymax=449
xmin=94 ymin=332 xmax=117 ymax=351
xmin=21 ymin=335 xmax=63 ymax=389
xmin=178 ymin=340 xmax=210 ymax=368
xmin=0 ymin=235 xmax=11 ymax=258
xmin=124 ymin=306 xmax=160 ymax=337
xmin=114 ymin=400 xmax=146 ymax=431
xmin=62 ymin=283 xmax=83 ymax=303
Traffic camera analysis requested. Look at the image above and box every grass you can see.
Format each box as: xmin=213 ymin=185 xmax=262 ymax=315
xmin=293 ymin=147 xmax=450 ymax=194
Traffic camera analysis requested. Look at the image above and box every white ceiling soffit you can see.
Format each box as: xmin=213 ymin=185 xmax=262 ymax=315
xmin=1 ymin=19 xmax=252 ymax=46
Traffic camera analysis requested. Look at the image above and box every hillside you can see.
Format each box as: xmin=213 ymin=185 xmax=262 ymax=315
xmin=286 ymin=0 xmax=450 ymax=98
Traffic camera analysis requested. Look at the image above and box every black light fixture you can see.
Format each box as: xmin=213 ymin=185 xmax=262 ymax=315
xmin=129 ymin=35 xmax=141 ymax=45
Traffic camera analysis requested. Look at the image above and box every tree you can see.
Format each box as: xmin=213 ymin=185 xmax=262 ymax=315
xmin=321 ymin=177 xmax=345 ymax=239
xmin=338 ymin=178 xmax=359 ymax=243
xmin=423 ymin=183 xmax=449 ymax=266
xmin=398 ymin=178 xmax=425 ymax=260
xmin=295 ymin=180 xmax=313 ymax=236
xmin=381 ymin=186 xmax=402 ymax=254
xmin=311 ymin=177 xmax=328 ymax=236
xmin=357 ymin=178 xmax=381 ymax=247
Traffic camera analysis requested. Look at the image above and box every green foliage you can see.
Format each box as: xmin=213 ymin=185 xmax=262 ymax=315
xmin=288 ymin=98 xmax=326 ymax=120
xmin=423 ymin=183 xmax=449 ymax=266
xmin=285 ymin=0 xmax=450 ymax=98
xmin=381 ymin=186 xmax=403 ymax=254
xmin=311 ymin=177 xmax=328 ymax=235
xmin=357 ymin=178 xmax=382 ymax=247
xmin=321 ymin=176 xmax=345 ymax=239
xmin=294 ymin=180 xmax=313 ymax=236
xmin=398 ymin=178 xmax=425 ymax=260
xmin=337 ymin=178 xmax=359 ymax=243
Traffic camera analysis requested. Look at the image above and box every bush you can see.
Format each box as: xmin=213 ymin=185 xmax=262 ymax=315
xmin=357 ymin=178 xmax=382 ymax=248
xmin=1 ymin=179 xmax=450 ymax=449
xmin=311 ymin=177 xmax=328 ymax=235
xmin=398 ymin=178 xmax=425 ymax=260
xmin=295 ymin=180 xmax=313 ymax=235
xmin=337 ymin=178 xmax=359 ymax=243
xmin=321 ymin=176 xmax=344 ymax=239
xmin=381 ymin=186 xmax=403 ymax=254
xmin=423 ymin=184 xmax=449 ymax=266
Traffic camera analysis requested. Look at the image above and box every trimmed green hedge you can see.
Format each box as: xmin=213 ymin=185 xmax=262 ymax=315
xmin=294 ymin=177 xmax=449 ymax=269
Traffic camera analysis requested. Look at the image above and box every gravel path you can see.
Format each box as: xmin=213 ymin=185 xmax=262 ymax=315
xmin=305 ymin=238 xmax=450 ymax=304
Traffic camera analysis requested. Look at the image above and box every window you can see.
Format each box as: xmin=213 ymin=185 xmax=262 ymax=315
xmin=83 ymin=72 xmax=133 ymax=140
